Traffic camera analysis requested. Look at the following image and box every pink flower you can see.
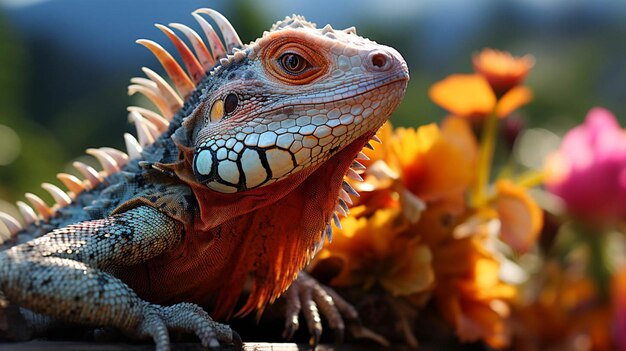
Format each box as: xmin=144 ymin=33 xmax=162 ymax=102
xmin=545 ymin=107 xmax=626 ymax=223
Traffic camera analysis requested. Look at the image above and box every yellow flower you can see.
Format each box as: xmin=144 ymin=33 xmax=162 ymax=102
xmin=358 ymin=117 xmax=478 ymax=204
xmin=391 ymin=118 xmax=478 ymax=202
xmin=315 ymin=77 xmax=543 ymax=347
xmin=319 ymin=207 xmax=435 ymax=296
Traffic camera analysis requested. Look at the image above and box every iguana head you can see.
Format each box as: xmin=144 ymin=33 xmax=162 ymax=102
xmin=185 ymin=16 xmax=408 ymax=193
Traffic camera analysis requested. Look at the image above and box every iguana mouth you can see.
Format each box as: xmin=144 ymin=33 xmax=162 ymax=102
xmin=190 ymin=76 xmax=408 ymax=194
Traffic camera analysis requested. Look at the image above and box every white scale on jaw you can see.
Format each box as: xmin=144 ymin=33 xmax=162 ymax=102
xmin=192 ymin=103 xmax=373 ymax=193
xmin=190 ymin=85 xmax=403 ymax=195
xmin=192 ymin=83 xmax=389 ymax=193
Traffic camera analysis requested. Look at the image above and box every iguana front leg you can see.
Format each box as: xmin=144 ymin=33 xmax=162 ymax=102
xmin=0 ymin=206 xmax=235 ymax=350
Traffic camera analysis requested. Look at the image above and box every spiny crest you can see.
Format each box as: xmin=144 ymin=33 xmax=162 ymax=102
xmin=269 ymin=14 xmax=358 ymax=37
xmin=131 ymin=8 xmax=243 ymax=108
xmin=0 ymin=8 xmax=243 ymax=243
xmin=245 ymin=14 xmax=360 ymax=62
xmin=270 ymin=14 xmax=316 ymax=31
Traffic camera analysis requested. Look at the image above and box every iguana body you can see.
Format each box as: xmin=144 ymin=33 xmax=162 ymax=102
xmin=0 ymin=8 xmax=408 ymax=349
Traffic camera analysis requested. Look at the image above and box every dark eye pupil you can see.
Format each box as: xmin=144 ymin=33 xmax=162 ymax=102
xmin=224 ymin=93 xmax=238 ymax=114
xmin=281 ymin=53 xmax=306 ymax=74
xmin=286 ymin=55 xmax=299 ymax=69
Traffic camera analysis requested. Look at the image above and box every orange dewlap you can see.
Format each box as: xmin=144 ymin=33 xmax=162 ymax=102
xmin=119 ymin=133 xmax=375 ymax=319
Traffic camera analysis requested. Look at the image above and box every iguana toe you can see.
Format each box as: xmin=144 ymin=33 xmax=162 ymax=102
xmin=282 ymin=272 xmax=391 ymax=347
xmin=282 ymin=272 xmax=348 ymax=346
xmin=135 ymin=302 xmax=235 ymax=351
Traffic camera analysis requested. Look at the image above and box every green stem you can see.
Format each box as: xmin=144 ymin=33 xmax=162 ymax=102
xmin=515 ymin=170 xmax=545 ymax=189
xmin=472 ymin=112 xmax=499 ymax=207
xmin=579 ymin=223 xmax=612 ymax=301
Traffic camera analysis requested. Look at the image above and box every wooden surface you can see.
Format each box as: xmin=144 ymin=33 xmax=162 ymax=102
xmin=0 ymin=342 xmax=384 ymax=351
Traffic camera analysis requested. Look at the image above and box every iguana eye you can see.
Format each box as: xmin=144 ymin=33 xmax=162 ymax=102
xmin=224 ymin=93 xmax=239 ymax=114
xmin=279 ymin=53 xmax=308 ymax=75
xmin=260 ymin=37 xmax=328 ymax=85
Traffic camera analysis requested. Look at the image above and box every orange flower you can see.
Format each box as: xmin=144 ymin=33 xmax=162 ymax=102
xmin=408 ymin=194 xmax=517 ymax=348
xmin=431 ymin=230 xmax=516 ymax=348
xmin=391 ymin=118 xmax=478 ymax=202
xmin=429 ymin=74 xmax=533 ymax=120
xmin=493 ymin=180 xmax=544 ymax=253
xmin=336 ymin=118 xmax=523 ymax=348
xmin=513 ymin=261 xmax=614 ymax=351
xmin=429 ymin=48 xmax=534 ymax=120
xmin=314 ymin=90 xmax=543 ymax=348
xmin=473 ymin=48 xmax=534 ymax=96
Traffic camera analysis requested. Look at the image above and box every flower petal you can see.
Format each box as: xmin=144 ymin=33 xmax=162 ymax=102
xmin=442 ymin=117 xmax=479 ymax=162
xmin=456 ymin=300 xmax=511 ymax=348
xmin=380 ymin=244 xmax=434 ymax=296
xmin=429 ymin=74 xmax=496 ymax=118
xmin=494 ymin=180 xmax=543 ymax=253
xmin=391 ymin=121 xmax=478 ymax=202
xmin=473 ymin=48 xmax=534 ymax=95
xmin=324 ymin=208 xmax=410 ymax=290
xmin=496 ymin=85 xmax=533 ymax=118
xmin=545 ymin=107 xmax=626 ymax=221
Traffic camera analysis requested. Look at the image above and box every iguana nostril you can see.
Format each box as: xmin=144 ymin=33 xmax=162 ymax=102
xmin=368 ymin=51 xmax=391 ymax=71
xmin=372 ymin=53 xmax=386 ymax=68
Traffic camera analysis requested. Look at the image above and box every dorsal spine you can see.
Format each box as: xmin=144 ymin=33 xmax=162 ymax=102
xmin=0 ymin=8 xmax=244 ymax=243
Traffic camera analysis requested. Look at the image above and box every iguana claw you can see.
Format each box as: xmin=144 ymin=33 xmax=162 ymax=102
xmin=135 ymin=302 xmax=234 ymax=351
xmin=282 ymin=272 xmax=388 ymax=347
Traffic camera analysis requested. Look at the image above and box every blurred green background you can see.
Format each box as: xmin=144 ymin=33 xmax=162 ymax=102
xmin=0 ymin=0 xmax=625 ymax=209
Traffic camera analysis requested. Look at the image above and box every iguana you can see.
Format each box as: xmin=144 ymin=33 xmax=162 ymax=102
xmin=0 ymin=7 xmax=408 ymax=350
